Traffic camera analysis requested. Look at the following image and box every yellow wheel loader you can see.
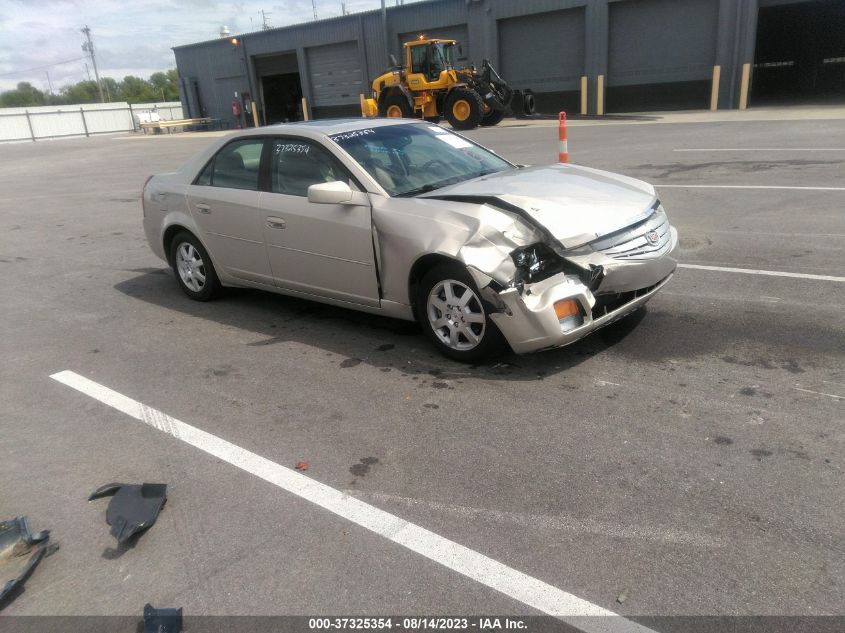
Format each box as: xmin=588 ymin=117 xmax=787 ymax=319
xmin=361 ymin=38 xmax=524 ymax=131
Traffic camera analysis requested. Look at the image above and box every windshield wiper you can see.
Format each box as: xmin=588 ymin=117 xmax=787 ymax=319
xmin=396 ymin=183 xmax=445 ymax=197
xmin=395 ymin=171 xmax=499 ymax=198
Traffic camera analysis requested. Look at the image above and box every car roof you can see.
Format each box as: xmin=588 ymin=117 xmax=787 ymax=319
xmin=235 ymin=117 xmax=424 ymax=138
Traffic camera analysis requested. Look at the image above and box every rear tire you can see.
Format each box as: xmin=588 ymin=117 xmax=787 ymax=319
xmin=380 ymin=93 xmax=412 ymax=119
xmin=169 ymin=231 xmax=220 ymax=301
xmin=416 ymin=262 xmax=506 ymax=362
xmin=445 ymin=88 xmax=483 ymax=130
xmin=480 ymin=109 xmax=505 ymax=127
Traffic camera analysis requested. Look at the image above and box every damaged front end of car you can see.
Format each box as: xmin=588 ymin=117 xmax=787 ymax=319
xmin=443 ymin=196 xmax=679 ymax=354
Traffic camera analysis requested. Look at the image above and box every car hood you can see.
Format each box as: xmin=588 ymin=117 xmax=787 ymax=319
xmin=420 ymin=164 xmax=658 ymax=249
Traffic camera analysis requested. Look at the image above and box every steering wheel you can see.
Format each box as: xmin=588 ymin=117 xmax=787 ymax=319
xmin=421 ymin=158 xmax=451 ymax=172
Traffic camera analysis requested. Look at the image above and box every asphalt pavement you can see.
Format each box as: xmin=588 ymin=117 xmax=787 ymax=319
xmin=1 ymin=112 xmax=843 ymax=631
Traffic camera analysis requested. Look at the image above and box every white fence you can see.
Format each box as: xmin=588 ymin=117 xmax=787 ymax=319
xmin=0 ymin=101 xmax=184 ymax=142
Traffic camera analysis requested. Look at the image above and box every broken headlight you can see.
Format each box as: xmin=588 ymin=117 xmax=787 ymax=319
xmin=511 ymin=242 xmax=565 ymax=286
xmin=511 ymin=243 xmax=605 ymax=292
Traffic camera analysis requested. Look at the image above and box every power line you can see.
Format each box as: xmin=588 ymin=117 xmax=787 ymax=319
xmin=0 ymin=57 xmax=86 ymax=78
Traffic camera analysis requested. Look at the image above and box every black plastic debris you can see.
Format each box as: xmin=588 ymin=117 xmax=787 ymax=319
xmin=0 ymin=516 xmax=53 ymax=607
xmin=88 ymin=483 xmax=167 ymax=543
xmin=143 ymin=603 xmax=183 ymax=633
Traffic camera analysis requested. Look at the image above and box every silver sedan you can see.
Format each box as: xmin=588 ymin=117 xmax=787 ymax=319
xmin=142 ymin=119 xmax=678 ymax=361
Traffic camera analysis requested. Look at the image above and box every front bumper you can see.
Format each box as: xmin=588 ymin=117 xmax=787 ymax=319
xmin=489 ymin=228 xmax=679 ymax=354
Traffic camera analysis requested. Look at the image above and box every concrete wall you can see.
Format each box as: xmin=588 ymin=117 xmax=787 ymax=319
xmin=173 ymin=0 xmax=810 ymax=122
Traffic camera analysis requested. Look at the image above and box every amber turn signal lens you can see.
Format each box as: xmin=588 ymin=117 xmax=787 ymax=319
xmin=554 ymin=299 xmax=579 ymax=321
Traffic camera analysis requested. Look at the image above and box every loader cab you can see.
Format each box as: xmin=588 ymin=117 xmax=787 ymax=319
xmin=405 ymin=39 xmax=459 ymax=89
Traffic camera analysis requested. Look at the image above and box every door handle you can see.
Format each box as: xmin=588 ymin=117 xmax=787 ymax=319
xmin=266 ymin=217 xmax=286 ymax=229
xmin=195 ymin=203 xmax=211 ymax=213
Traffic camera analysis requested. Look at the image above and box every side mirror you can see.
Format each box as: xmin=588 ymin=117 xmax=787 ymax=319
xmin=307 ymin=181 xmax=354 ymax=205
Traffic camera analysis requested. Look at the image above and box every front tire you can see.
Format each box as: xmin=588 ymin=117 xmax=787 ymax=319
xmin=445 ymin=88 xmax=483 ymax=130
xmin=170 ymin=231 xmax=220 ymax=301
xmin=417 ymin=263 xmax=505 ymax=362
xmin=380 ymin=94 xmax=412 ymax=119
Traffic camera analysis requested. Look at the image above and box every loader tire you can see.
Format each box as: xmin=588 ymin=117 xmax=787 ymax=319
xmin=480 ymin=109 xmax=505 ymax=127
xmin=445 ymin=88 xmax=483 ymax=130
xmin=380 ymin=94 xmax=412 ymax=119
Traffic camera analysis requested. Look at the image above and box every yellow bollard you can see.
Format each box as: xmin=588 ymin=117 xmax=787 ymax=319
xmin=739 ymin=63 xmax=750 ymax=111
xmin=251 ymin=100 xmax=259 ymax=127
xmin=360 ymin=94 xmax=366 ymax=118
xmin=301 ymin=96 xmax=310 ymax=121
xmin=596 ymin=75 xmax=605 ymax=116
xmin=710 ymin=65 xmax=721 ymax=111
xmin=580 ymin=76 xmax=588 ymax=115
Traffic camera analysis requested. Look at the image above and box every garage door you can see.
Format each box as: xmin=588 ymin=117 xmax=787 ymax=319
xmin=307 ymin=41 xmax=363 ymax=107
xmin=497 ymin=9 xmax=585 ymax=93
xmin=398 ymin=24 xmax=470 ymax=63
xmin=608 ymin=0 xmax=718 ymax=86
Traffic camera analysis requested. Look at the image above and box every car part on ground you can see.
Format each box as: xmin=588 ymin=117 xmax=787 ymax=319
xmin=143 ymin=603 xmax=183 ymax=633
xmin=142 ymin=119 xmax=679 ymax=360
xmin=88 ymin=483 xmax=167 ymax=544
xmin=0 ymin=516 xmax=55 ymax=608
xmin=363 ymin=39 xmax=513 ymax=130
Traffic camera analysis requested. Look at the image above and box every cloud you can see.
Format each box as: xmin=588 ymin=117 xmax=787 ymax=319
xmin=0 ymin=0 xmax=423 ymax=92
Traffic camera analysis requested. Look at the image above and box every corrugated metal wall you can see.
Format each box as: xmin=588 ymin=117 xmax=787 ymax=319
xmin=0 ymin=102 xmax=184 ymax=143
xmin=172 ymin=0 xmax=791 ymax=121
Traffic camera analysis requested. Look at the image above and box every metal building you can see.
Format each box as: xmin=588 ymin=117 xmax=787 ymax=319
xmin=173 ymin=0 xmax=844 ymax=126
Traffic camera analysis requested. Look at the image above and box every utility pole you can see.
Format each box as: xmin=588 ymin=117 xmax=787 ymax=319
xmin=261 ymin=9 xmax=272 ymax=29
xmin=84 ymin=62 xmax=91 ymax=82
xmin=45 ymin=71 xmax=54 ymax=95
xmin=81 ymin=25 xmax=105 ymax=103
xmin=312 ymin=0 xmax=318 ymax=20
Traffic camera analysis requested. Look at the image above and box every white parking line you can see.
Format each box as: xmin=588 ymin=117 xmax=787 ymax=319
xmin=678 ymin=263 xmax=845 ymax=283
xmin=657 ymin=185 xmax=845 ymax=191
xmin=674 ymin=148 xmax=845 ymax=152
xmin=351 ymin=490 xmax=722 ymax=547
xmin=793 ymin=387 xmax=844 ymax=401
xmin=49 ymin=370 xmax=655 ymax=633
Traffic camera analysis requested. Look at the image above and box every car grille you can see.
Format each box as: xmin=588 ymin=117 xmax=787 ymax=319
xmin=592 ymin=210 xmax=672 ymax=260
xmin=591 ymin=276 xmax=669 ymax=320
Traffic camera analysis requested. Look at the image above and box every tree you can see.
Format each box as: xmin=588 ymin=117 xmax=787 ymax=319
xmin=120 ymin=75 xmax=158 ymax=103
xmin=149 ymin=70 xmax=180 ymax=101
xmin=1 ymin=69 xmax=182 ymax=108
xmin=0 ymin=82 xmax=46 ymax=107
xmin=59 ymin=80 xmax=100 ymax=104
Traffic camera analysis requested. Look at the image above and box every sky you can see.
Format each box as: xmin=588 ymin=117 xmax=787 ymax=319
xmin=0 ymin=0 xmax=421 ymax=92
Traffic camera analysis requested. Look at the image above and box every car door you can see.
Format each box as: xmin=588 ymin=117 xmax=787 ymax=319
xmin=184 ymin=137 xmax=273 ymax=286
xmin=260 ymin=137 xmax=380 ymax=306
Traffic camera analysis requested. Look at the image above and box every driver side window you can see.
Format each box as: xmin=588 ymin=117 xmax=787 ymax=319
xmin=410 ymin=45 xmax=427 ymax=75
xmin=270 ymin=138 xmax=350 ymax=197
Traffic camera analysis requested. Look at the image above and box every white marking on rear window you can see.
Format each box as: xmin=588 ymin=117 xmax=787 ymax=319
xmin=330 ymin=129 xmax=376 ymax=142
xmin=275 ymin=143 xmax=310 ymax=155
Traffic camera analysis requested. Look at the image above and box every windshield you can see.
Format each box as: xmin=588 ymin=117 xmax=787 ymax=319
xmin=442 ymin=42 xmax=457 ymax=67
xmin=329 ymin=124 xmax=513 ymax=197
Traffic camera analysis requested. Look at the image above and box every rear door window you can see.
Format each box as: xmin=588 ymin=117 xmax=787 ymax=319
xmin=198 ymin=139 xmax=264 ymax=190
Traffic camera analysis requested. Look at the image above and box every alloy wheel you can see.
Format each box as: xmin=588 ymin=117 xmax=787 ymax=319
xmin=426 ymin=279 xmax=486 ymax=351
xmin=176 ymin=242 xmax=206 ymax=293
